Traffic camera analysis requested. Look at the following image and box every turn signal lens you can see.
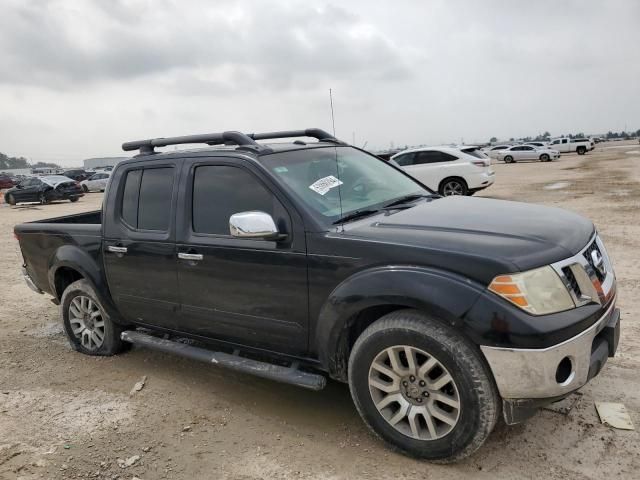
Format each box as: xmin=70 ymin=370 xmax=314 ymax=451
xmin=488 ymin=266 xmax=575 ymax=315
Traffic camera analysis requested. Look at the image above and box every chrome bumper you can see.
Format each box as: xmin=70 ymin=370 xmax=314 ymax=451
xmin=480 ymin=298 xmax=619 ymax=399
xmin=22 ymin=266 xmax=43 ymax=294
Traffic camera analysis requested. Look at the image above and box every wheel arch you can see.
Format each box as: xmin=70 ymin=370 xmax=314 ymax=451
xmin=314 ymin=265 xmax=486 ymax=381
xmin=48 ymin=245 xmax=123 ymax=323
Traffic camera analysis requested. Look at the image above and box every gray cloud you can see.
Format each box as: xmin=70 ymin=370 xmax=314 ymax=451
xmin=0 ymin=0 xmax=410 ymax=91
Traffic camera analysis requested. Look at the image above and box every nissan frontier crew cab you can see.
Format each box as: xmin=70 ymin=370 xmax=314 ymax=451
xmin=14 ymin=128 xmax=620 ymax=462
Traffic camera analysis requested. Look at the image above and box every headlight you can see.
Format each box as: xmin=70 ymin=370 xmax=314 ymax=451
xmin=488 ymin=266 xmax=575 ymax=315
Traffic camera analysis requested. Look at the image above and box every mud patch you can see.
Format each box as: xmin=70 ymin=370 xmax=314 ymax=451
xmin=543 ymin=181 xmax=571 ymax=190
xmin=0 ymin=388 xmax=134 ymax=446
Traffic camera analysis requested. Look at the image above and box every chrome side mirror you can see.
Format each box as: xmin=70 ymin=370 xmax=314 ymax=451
xmin=229 ymin=211 xmax=282 ymax=240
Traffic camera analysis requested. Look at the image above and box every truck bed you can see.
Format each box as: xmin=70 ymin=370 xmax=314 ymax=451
xmin=15 ymin=210 xmax=104 ymax=296
xmin=29 ymin=210 xmax=102 ymax=225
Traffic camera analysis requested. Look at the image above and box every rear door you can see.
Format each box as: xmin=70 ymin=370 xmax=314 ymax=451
xmin=519 ymin=145 xmax=536 ymax=160
xmin=175 ymin=158 xmax=308 ymax=354
xmin=103 ymin=162 xmax=181 ymax=329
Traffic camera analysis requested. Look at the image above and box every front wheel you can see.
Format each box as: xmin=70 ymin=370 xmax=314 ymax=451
xmin=39 ymin=193 xmax=49 ymax=205
xmin=539 ymin=153 xmax=550 ymax=162
xmin=577 ymin=146 xmax=586 ymax=155
xmin=348 ymin=310 xmax=499 ymax=462
xmin=503 ymin=155 xmax=514 ymax=163
xmin=82 ymin=185 xmax=89 ymax=193
xmin=69 ymin=197 xmax=79 ymax=202
xmin=61 ymin=279 xmax=128 ymax=356
xmin=6 ymin=193 xmax=16 ymax=206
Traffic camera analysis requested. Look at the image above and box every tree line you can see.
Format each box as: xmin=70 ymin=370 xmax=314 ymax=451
xmin=0 ymin=152 xmax=60 ymax=170
xmin=490 ymin=129 xmax=640 ymax=144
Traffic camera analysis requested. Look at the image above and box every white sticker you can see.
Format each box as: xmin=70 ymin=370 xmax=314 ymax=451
xmin=309 ymin=175 xmax=344 ymax=195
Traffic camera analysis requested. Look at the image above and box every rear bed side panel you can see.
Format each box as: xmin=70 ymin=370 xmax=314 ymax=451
xmin=15 ymin=222 xmax=121 ymax=322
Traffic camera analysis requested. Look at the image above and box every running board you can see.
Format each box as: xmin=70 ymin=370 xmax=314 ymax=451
xmin=120 ymin=330 xmax=327 ymax=391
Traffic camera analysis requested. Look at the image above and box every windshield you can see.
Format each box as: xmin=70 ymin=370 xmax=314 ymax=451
xmin=262 ymin=146 xmax=428 ymax=224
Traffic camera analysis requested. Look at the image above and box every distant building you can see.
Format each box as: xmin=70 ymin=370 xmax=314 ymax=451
xmin=83 ymin=156 xmax=128 ymax=170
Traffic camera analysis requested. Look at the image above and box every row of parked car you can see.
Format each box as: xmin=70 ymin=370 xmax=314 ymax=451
xmin=1 ymin=169 xmax=111 ymax=206
xmin=378 ymin=137 xmax=596 ymax=198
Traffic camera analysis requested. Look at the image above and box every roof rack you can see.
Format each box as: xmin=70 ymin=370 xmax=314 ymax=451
xmin=122 ymin=128 xmax=345 ymax=155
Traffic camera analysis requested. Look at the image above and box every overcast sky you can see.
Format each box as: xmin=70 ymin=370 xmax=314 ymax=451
xmin=1 ymin=0 xmax=639 ymax=166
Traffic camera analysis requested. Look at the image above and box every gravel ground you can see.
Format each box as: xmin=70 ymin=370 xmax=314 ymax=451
xmin=1 ymin=141 xmax=639 ymax=479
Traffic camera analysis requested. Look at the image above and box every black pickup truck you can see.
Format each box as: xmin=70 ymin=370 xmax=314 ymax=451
xmin=15 ymin=129 xmax=620 ymax=462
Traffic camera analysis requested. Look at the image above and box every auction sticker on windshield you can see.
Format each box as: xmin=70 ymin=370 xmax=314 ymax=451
xmin=309 ymin=175 xmax=344 ymax=195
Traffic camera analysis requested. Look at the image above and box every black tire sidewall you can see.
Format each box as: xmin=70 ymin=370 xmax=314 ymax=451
xmin=504 ymin=155 xmax=513 ymax=163
xmin=540 ymin=154 xmax=549 ymax=161
xmin=349 ymin=324 xmax=484 ymax=459
xmin=61 ymin=280 xmax=122 ymax=356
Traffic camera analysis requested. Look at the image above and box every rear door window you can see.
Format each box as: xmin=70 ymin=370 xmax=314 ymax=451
xmin=120 ymin=167 xmax=174 ymax=231
xmin=393 ymin=153 xmax=415 ymax=166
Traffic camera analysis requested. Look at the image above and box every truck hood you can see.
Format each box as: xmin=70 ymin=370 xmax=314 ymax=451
xmin=344 ymin=196 xmax=594 ymax=281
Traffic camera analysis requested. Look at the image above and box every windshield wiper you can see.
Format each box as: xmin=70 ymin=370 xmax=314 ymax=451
xmin=332 ymin=209 xmax=381 ymax=225
xmin=383 ymin=194 xmax=433 ymax=209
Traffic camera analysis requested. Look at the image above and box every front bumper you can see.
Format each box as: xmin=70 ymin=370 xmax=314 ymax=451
xmin=480 ymin=298 xmax=619 ymax=400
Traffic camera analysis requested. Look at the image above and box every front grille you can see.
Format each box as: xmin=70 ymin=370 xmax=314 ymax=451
xmin=583 ymin=239 xmax=606 ymax=282
xmin=562 ymin=266 xmax=582 ymax=298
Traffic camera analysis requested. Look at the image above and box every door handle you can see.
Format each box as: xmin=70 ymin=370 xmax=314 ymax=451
xmin=107 ymin=246 xmax=128 ymax=254
xmin=178 ymin=252 xmax=203 ymax=261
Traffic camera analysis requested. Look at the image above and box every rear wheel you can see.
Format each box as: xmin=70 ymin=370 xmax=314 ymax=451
xmin=70 ymin=197 xmax=79 ymax=203
xmin=439 ymin=178 xmax=468 ymax=196
xmin=539 ymin=153 xmax=550 ymax=162
xmin=6 ymin=194 xmax=16 ymax=206
xmin=503 ymin=155 xmax=514 ymax=163
xmin=61 ymin=279 xmax=127 ymax=356
xmin=82 ymin=185 xmax=89 ymax=193
xmin=577 ymin=146 xmax=586 ymax=155
xmin=348 ymin=310 xmax=499 ymax=462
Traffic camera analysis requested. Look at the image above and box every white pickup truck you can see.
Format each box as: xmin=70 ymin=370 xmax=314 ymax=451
xmin=549 ymin=138 xmax=594 ymax=155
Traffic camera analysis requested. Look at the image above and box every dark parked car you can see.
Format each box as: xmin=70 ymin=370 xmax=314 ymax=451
xmin=14 ymin=129 xmax=619 ymax=462
xmin=63 ymin=169 xmax=91 ymax=182
xmin=0 ymin=174 xmax=15 ymax=189
xmin=4 ymin=175 xmax=84 ymax=205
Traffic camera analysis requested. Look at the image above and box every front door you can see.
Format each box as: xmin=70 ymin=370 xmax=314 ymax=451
xmin=175 ymin=159 xmax=308 ymax=355
xmin=103 ymin=164 xmax=181 ymax=330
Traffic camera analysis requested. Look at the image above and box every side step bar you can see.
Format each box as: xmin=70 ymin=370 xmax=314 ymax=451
xmin=121 ymin=330 xmax=327 ymax=391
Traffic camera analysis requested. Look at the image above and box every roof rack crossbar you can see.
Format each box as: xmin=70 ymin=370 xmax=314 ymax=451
xmin=122 ymin=131 xmax=261 ymax=154
xmin=247 ymin=128 xmax=345 ymax=144
xmin=121 ymin=128 xmax=345 ymax=155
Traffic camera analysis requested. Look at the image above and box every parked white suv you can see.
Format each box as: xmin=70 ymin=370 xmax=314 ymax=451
xmin=549 ymin=137 xmax=593 ymax=155
xmin=495 ymin=145 xmax=560 ymax=163
xmin=390 ymin=146 xmax=495 ymax=196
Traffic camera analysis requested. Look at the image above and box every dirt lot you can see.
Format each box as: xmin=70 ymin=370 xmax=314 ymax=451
xmin=1 ymin=142 xmax=639 ymax=479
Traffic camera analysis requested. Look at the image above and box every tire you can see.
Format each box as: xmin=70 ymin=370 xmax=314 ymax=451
xmin=503 ymin=155 xmax=514 ymax=163
xmin=61 ymin=279 xmax=127 ymax=356
xmin=577 ymin=146 xmax=586 ymax=155
xmin=439 ymin=178 xmax=468 ymax=196
xmin=6 ymin=193 xmax=16 ymax=206
xmin=82 ymin=185 xmax=89 ymax=193
xmin=539 ymin=154 xmax=550 ymax=162
xmin=348 ymin=310 xmax=499 ymax=463
xmin=39 ymin=193 xmax=49 ymax=205
xmin=69 ymin=197 xmax=79 ymax=202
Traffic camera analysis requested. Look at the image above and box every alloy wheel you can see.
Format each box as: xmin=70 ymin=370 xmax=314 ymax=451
xmin=442 ymin=181 xmax=465 ymax=196
xmin=368 ymin=345 xmax=461 ymax=441
xmin=68 ymin=295 xmax=105 ymax=351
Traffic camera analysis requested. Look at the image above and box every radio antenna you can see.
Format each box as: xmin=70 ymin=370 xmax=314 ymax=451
xmin=329 ymin=88 xmax=336 ymax=136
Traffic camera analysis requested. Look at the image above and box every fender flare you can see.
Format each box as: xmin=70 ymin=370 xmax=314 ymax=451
xmin=47 ymin=245 xmax=123 ymax=324
xmin=314 ymin=265 xmax=486 ymax=379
